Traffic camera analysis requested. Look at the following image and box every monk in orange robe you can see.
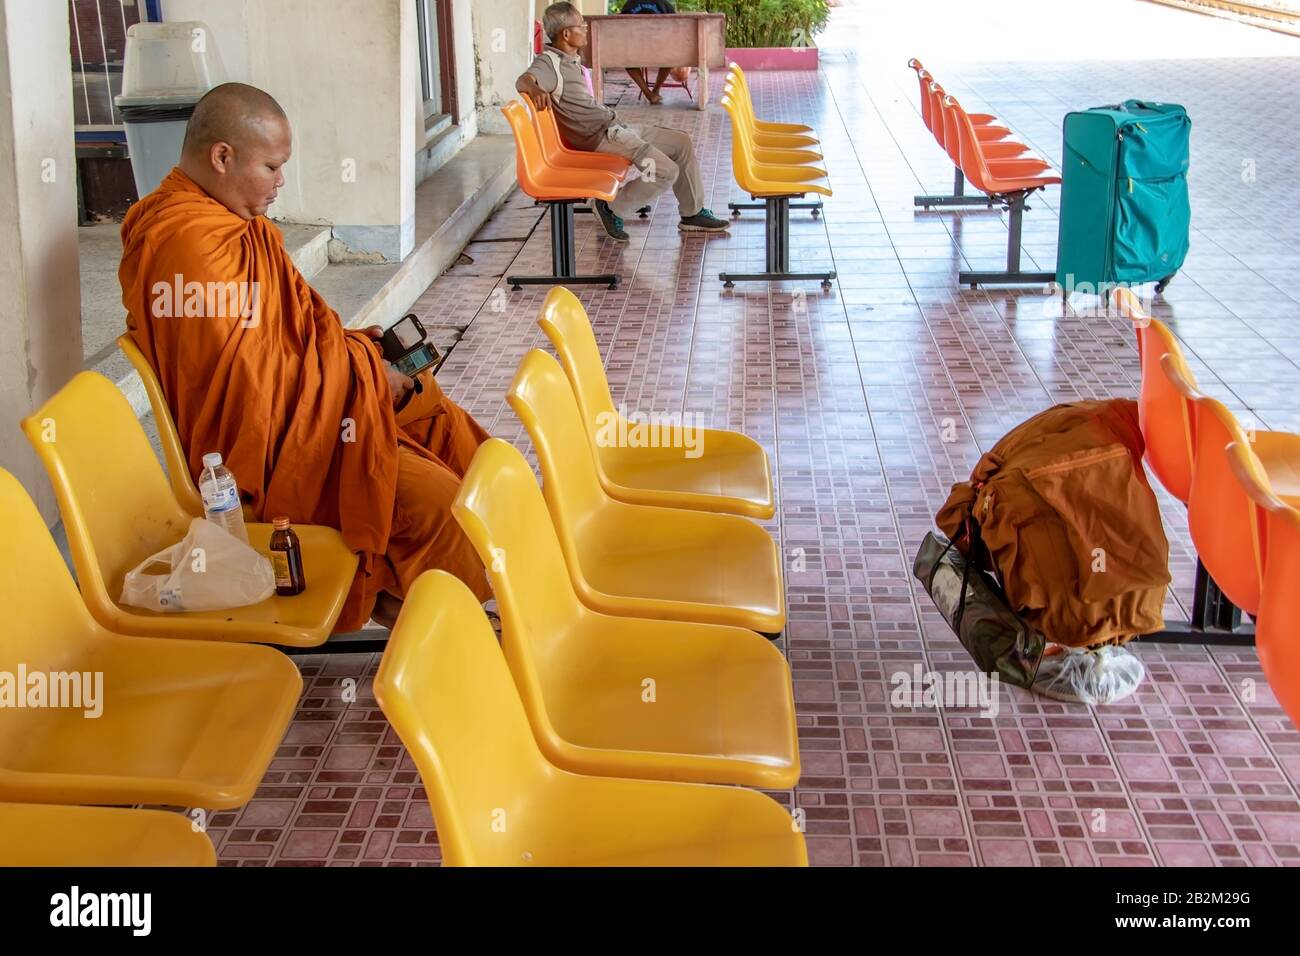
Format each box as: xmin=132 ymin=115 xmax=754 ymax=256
xmin=119 ymin=82 xmax=491 ymax=632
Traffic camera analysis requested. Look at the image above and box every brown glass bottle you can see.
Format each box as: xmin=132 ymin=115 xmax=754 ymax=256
xmin=269 ymin=516 xmax=306 ymax=596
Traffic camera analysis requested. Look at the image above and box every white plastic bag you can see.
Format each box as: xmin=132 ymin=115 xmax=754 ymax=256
xmin=120 ymin=517 xmax=275 ymax=612
xmin=1032 ymin=644 xmax=1145 ymax=705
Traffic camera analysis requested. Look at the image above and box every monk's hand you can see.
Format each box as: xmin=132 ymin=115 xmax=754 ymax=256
xmin=384 ymin=364 xmax=414 ymax=407
xmin=362 ymin=326 xmax=413 ymax=405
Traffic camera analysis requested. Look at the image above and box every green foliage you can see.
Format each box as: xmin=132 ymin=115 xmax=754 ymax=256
xmin=657 ymin=1 xmax=831 ymax=49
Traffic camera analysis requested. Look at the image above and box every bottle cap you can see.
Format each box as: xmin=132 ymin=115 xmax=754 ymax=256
xmin=202 ymin=452 xmax=223 ymax=468
xmin=272 ymin=516 xmax=291 ymax=530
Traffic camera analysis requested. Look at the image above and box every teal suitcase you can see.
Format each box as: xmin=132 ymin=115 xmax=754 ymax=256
xmin=1055 ymin=100 xmax=1191 ymax=293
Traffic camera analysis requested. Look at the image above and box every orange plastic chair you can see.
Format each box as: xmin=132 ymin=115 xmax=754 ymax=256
xmin=1113 ymin=289 xmax=1199 ymax=503
xmin=507 ymin=349 xmax=787 ymax=635
xmin=0 ymin=804 xmax=216 ymax=867
xmin=916 ymin=77 xmax=1032 ymax=211
xmin=452 ymin=438 xmax=799 ymax=788
xmin=537 ymin=286 xmax=775 ymax=519
xmin=908 ymin=59 xmax=1000 ymax=130
xmin=502 ymin=99 xmax=621 ymax=291
xmin=1187 ymin=396 xmax=1300 ymax=615
xmin=927 ymin=80 xmax=1012 ymax=143
xmin=935 ymin=88 xmax=1043 ymax=172
xmin=374 ymin=570 xmax=808 ymax=866
xmin=0 ymin=466 xmax=301 ymax=808
xmin=946 ymin=95 xmax=1060 ymax=287
xmin=1226 ymin=441 xmax=1300 ymax=730
xmin=529 ymin=100 xmax=632 ymax=180
xmin=949 ymin=97 xmax=1061 ymax=197
xmin=22 ymin=371 xmax=357 ymax=647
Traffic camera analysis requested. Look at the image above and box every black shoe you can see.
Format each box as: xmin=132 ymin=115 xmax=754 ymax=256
xmin=678 ymin=207 xmax=730 ymax=233
xmin=592 ymin=199 xmax=628 ymax=242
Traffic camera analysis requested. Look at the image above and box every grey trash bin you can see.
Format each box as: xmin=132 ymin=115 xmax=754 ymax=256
xmin=115 ymin=21 xmax=226 ymax=199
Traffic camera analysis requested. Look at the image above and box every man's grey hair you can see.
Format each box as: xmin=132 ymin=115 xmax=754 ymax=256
xmin=543 ymin=2 xmax=580 ymax=42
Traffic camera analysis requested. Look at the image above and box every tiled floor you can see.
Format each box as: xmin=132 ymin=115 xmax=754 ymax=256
xmin=208 ymin=1 xmax=1300 ymax=865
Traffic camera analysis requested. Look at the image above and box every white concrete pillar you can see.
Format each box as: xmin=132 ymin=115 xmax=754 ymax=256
xmin=0 ymin=0 xmax=83 ymax=522
xmin=246 ymin=0 xmax=416 ymax=262
xmin=474 ymin=0 xmax=536 ymax=135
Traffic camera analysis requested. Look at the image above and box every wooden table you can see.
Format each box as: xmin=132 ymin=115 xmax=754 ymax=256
xmin=580 ymin=13 xmax=727 ymax=112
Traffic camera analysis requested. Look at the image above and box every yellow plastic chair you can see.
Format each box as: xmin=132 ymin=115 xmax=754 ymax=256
xmin=720 ymin=100 xmax=834 ymax=197
xmin=722 ymin=79 xmax=824 ymax=162
xmin=22 ymin=371 xmax=357 ymax=646
xmin=373 ymin=570 xmax=808 ymax=866
xmin=537 ymin=287 xmax=775 ymax=519
xmin=118 ymin=333 xmax=205 ymax=516
xmin=508 ymin=350 xmax=787 ymax=635
xmin=725 ymin=64 xmax=818 ymax=140
xmin=1226 ymin=441 xmax=1300 ymax=731
xmin=0 ymin=804 xmax=216 ymax=866
xmin=452 ymin=438 xmax=799 ymax=788
xmin=719 ymin=95 xmax=835 ymax=288
xmin=0 ymin=467 xmax=300 ymax=808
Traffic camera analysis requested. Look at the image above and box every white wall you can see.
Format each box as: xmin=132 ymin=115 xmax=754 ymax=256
xmin=160 ymin=0 xmax=249 ymax=80
xmin=0 ymin=0 xmax=83 ymax=521
xmin=453 ymin=0 xmax=477 ymax=123
xmin=246 ymin=0 xmax=415 ymax=260
xmin=473 ymin=0 xmax=534 ymax=134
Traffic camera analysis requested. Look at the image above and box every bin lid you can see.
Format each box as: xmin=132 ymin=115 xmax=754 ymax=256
xmin=114 ymin=21 xmax=226 ymax=107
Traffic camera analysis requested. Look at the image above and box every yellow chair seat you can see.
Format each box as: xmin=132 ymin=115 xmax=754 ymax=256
xmin=726 ymin=64 xmax=817 ymax=136
xmin=0 ymin=467 xmax=301 ymax=809
xmin=578 ymin=498 xmax=785 ymax=632
xmin=22 ymin=371 xmax=358 ymax=647
xmin=751 ymin=144 xmax=825 ymax=166
xmin=453 ymin=439 xmax=799 ymax=788
xmin=98 ymin=521 xmax=358 ymax=645
xmin=722 ymin=97 xmax=833 ymax=199
xmin=723 ymin=77 xmax=821 ymax=152
xmin=508 ymin=349 xmax=786 ymax=634
xmin=375 ymin=571 xmax=807 ymax=866
xmin=723 ymin=80 xmax=820 ymax=148
xmin=0 ymin=804 xmax=215 ymax=866
xmin=538 ymin=287 xmax=776 ymax=519
xmin=598 ymin=431 xmax=775 ymax=518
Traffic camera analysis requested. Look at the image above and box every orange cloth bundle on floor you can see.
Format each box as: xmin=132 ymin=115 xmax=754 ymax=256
xmin=936 ymin=398 xmax=1169 ymax=648
xmin=120 ymin=167 xmax=490 ymax=631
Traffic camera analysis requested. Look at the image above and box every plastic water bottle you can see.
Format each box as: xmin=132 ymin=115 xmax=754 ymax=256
xmin=199 ymin=452 xmax=249 ymax=544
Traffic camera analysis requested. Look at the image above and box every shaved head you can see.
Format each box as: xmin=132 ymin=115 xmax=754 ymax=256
xmin=182 ymin=82 xmax=288 ymax=157
xmin=178 ymin=82 xmax=292 ymax=220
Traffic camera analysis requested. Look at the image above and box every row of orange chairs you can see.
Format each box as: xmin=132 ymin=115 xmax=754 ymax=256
xmin=907 ymin=58 xmax=1060 ymax=288
xmin=502 ymin=98 xmax=628 ymax=292
xmin=502 ymin=98 xmax=651 ymax=292
xmin=1118 ymin=288 xmax=1300 ymax=727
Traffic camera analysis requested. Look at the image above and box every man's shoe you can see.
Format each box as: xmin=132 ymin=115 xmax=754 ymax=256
xmin=592 ymin=199 xmax=628 ymax=242
xmin=678 ymin=207 xmax=730 ymax=233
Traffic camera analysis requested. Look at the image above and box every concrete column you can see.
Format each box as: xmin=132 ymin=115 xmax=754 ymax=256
xmin=246 ymin=0 xmax=416 ymax=262
xmin=0 ymin=0 xmax=83 ymax=522
xmin=473 ymin=0 xmax=535 ymax=135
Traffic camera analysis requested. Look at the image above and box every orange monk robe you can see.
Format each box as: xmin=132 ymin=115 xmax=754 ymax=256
xmin=119 ymin=167 xmax=491 ymax=631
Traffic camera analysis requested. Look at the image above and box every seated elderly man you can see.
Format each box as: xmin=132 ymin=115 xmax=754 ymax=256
xmin=119 ymin=82 xmax=491 ymax=632
xmin=516 ymin=1 xmax=728 ymax=242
